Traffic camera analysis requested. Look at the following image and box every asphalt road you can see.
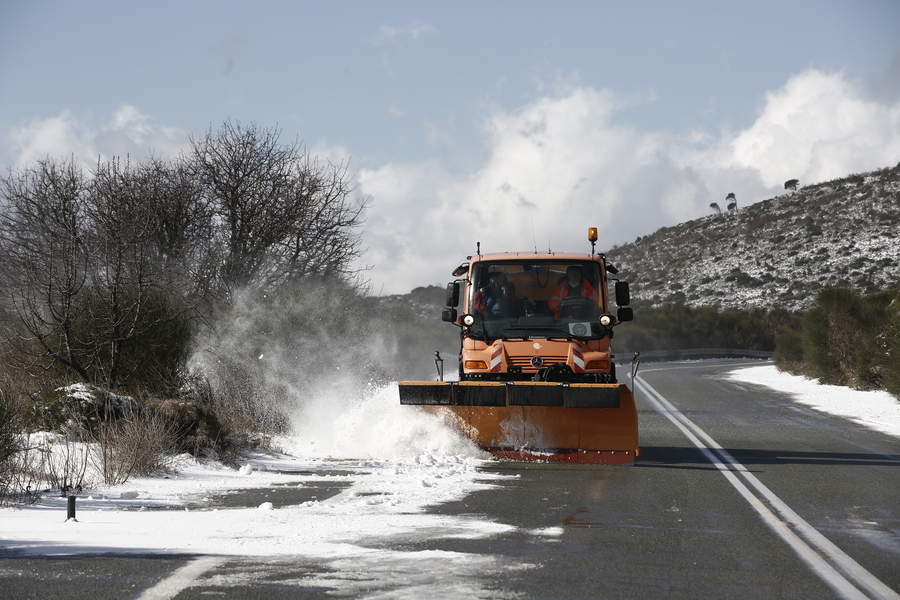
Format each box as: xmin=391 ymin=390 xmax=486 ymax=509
xmin=2 ymin=360 xmax=898 ymax=599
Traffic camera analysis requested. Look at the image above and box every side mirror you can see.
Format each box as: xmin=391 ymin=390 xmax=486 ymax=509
xmin=446 ymin=282 xmax=460 ymax=307
xmin=441 ymin=308 xmax=458 ymax=323
xmin=617 ymin=307 xmax=634 ymax=322
xmin=615 ymin=281 xmax=630 ymax=306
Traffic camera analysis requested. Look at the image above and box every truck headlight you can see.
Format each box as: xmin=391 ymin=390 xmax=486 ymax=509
xmin=599 ymin=314 xmax=613 ymax=327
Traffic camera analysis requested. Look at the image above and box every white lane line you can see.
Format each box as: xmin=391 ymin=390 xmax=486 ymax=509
xmin=136 ymin=556 xmax=224 ymax=600
xmin=636 ymin=376 xmax=900 ymax=600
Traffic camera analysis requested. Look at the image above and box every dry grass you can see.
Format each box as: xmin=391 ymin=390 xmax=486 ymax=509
xmin=93 ymin=408 xmax=178 ymax=486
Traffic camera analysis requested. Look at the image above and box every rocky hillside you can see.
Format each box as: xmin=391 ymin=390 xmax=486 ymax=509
xmin=605 ymin=163 xmax=900 ymax=312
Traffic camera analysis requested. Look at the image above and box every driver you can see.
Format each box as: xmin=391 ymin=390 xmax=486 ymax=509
xmin=548 ymin=266 xmax=598 ymax=317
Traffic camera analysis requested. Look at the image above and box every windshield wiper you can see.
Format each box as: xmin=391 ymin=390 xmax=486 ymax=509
xmin=501 ymin=326 xmax=581 ymax=339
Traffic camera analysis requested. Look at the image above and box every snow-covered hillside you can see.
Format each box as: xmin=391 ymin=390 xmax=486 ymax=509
xmin=606 ymin=164 xmax=900 ymax=311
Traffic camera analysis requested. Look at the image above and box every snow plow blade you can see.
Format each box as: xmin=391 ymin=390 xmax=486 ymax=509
xmin=398 ymin=381 xmax=639 ymax=465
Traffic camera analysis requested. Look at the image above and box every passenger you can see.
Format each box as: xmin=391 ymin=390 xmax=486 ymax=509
xmin=549 ymin=266 xmax=598 ymax=317
xmin=489 ymin=281 xmax=524 ymax=318
xmin=474 ymin=273 xmax=523 ymax=318
xmin=473 ymin=272 xmax=502 ymax=312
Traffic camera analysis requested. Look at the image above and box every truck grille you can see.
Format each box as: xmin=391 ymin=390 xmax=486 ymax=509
xmin=507 ymin=355 xmax=568 ymax=372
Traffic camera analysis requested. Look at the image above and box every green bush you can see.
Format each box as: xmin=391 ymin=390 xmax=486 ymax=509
xmin=12 ymin=289 xmax=195 ymax=399
xmin=773 ymin=328 xmax=804 ymax=375
xmin=24 ymin=384 xmax=149 ymax=436
xmin=0 ymin=392 xmax=22 ymax=476
xmin=613 ymin=304 xmax=799 ymax=354
xmin=798 ymin=287 xmax=897 ymax=390
xmin=881 ymin=302 xmax=900 ymax=397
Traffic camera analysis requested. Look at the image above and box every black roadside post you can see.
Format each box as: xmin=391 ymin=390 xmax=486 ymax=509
xmin=66 ymin=495 xmax=77 ymax=522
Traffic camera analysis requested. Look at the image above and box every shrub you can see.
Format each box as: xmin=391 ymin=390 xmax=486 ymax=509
xmin=801 ymin=287 xmax=896 ymax=389
xmin=0 ymin=392 xmax=26 ymax=505
xmin=149 ymin=397 xmax=252 ymax=461
xmin=803 ymin=288 xmax=862 ymax=385
xmin=883 ymin=305 xmax=900 ymax=397
xmin=24 ymin=384 xmax=149 ymax=436
xmin=773 ymin=328 xmax=804 ymax=375
xmin=93 ymin=408 xmax=177 ymax=485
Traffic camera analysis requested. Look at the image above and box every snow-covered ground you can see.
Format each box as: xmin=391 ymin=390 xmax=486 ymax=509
xmin=1 ymin=365 xmax=897 ymax=595
xmin=0 ymin=384 xmax=518 ymax=556
xmin=726 ymin=363 xmax=900 ymax=438
xmin=1 ymin=383 xmax=532 ymax=596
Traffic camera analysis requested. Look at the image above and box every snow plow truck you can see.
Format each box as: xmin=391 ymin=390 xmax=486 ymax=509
xmin=399 ymin=228 xmax=639 ymax=464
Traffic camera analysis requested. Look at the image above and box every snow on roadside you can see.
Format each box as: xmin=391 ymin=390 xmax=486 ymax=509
xmin=0 ymin=448 xmax=523 ymax=597
xmin=3 ymin=451 xmax=516 ymax=556
xmin=0 ymin=382 xmax=520 ymax=564
xmin=725 ymin=364 xmax=900 ymax=438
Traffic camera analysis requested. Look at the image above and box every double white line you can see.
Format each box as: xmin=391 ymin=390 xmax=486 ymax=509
xmin=636 ymin=376 xmax=899 ymax=600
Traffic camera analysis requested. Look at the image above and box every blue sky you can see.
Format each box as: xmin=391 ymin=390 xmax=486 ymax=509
xmin=2 ymin=1 xmax=899 ymax=293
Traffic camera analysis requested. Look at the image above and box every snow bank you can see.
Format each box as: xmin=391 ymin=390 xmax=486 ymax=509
xmin=725 ymin=364 xmax=900 ymax=438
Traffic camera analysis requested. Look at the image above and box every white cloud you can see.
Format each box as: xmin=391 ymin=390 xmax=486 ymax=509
xmin=360 ymin=69 xmax=900 ymax=294
xmin=359 ymin=87 xmax=747 ymax=293
xmin=375 ymin=20 xmax=438 ymax=45
xmin=5 ymin=105 xmax=189 ymax=170
xmin=730 ymin=69 xmax=900 ymax=187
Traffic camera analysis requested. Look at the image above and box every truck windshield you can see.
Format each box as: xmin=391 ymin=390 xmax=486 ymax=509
xmin=469 ymin=260 xmax=604 ymax=341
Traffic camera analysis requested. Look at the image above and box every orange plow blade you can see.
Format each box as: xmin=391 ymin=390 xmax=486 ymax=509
xmin=398 ymin=381 xmax=639 ymax=465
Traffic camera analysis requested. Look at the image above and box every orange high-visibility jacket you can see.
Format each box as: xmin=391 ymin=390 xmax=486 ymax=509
xmin=549 ymin=278 xmax=598 ymax=317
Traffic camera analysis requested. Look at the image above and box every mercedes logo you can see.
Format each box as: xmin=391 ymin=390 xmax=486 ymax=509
xmin=531 ymin=357 xmax=544 ymax=368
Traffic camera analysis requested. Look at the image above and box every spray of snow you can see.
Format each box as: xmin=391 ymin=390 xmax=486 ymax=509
xmin=287 ymin=383 xmax=485 ymax=460
xmin=188 ymin=281 xmax=481 ymax=460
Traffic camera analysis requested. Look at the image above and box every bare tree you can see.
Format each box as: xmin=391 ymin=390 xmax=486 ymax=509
xmin=135 ymin=157 xmax=218 ymax=319
xmin=85 ymin=158 xmax=171 ymax=388
xmin=189 ymin=121 xmax=368 ymax=293
xmin=141 ymin=156 xmax=214 ymax=275
xmin=0 ymin=157 xmax=205 ymax=392
xmin=709 ymin=202 xmax=721 ymax=215
xmin=1 ymin=121 xmax=369 ymax=395
xmin=86 ymin=157 xmax=211 ymax=390
xmin=0 ymin=158 xmax=92 ymax=381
